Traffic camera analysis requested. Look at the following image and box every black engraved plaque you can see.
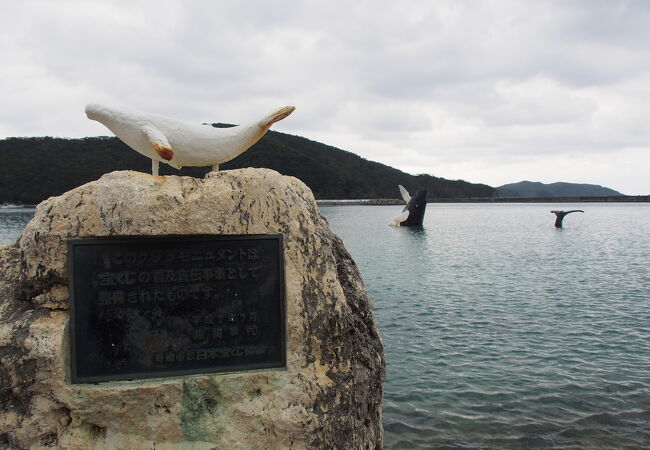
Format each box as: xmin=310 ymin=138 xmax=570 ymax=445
xmin=68 ymin=234 xmax=285 ymax=383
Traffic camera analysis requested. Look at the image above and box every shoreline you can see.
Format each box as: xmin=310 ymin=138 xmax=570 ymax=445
xmin=317 ymin=195 xmax=650 ymax=206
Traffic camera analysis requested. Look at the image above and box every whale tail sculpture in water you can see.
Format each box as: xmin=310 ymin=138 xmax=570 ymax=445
xmin=390 ymin=185 xmax=427 ymax=227
xmin=85 ymin=103 xmax=295 ymax=176
xmin=551 ymin=210 xmax=584 ymax=228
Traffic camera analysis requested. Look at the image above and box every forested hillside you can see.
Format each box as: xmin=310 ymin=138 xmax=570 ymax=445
xmin=0 ymin=129 xmax=495 ymax=204
xmin=497 ymin=181 xmax=623 ymax=198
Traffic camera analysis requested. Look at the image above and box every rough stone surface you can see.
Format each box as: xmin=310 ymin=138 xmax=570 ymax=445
xmin=0 ymin=169 xmax=385 ymax=449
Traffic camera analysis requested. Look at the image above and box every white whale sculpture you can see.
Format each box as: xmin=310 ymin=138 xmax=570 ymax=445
xmin=85 ymin=103 xmax=296 ymax=176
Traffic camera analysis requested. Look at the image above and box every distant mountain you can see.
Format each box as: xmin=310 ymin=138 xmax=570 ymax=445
xmin=0 ymin=130 xmax=494 ymax=204
xmin=496 ymin=181 xmax=623 ymax=198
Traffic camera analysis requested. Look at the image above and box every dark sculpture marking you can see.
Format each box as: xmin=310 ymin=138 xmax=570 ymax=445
xmin=551 ymin=210 xmax=584 ymax=228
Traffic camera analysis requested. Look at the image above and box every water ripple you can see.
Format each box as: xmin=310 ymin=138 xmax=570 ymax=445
xmin=324 ymin=204 xmax=650 ymax=449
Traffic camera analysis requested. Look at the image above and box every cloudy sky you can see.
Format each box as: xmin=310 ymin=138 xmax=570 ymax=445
xmin=2 ymin=1 xmax=649 ymax=194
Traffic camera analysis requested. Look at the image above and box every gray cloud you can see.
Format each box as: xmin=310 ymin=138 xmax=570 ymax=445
xmin=1 ymin=0 xmax=649 ymax=194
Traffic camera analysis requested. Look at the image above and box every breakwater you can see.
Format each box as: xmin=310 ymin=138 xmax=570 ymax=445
xmin=316 ymin=199 xmax=404 ymax=206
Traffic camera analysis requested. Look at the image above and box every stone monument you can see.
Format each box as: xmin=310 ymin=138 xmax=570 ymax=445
xmin=0 ymin=169 xmax=385 ymax=449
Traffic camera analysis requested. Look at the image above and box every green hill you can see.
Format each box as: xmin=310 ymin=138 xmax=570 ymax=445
xmin=497 ymin=181 xmax=623 ymax=198
xmin=0 ymin=130 xmax=494 ymax=204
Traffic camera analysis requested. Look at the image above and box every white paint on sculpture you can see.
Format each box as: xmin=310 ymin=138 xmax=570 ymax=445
xmin=398 ymin=185 xmax=411 ymax=203
xmin=85 ymin=103 xmax=295 ymax=176
xmin=390 ymin=185 xmax=411 ymax=226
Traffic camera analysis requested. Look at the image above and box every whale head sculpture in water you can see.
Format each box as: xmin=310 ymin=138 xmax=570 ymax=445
xmin=391 ymin=185 xmax=427 ymax=227
xmin=551 ymin=210 xmax=584 ymax=228
xmin=85 ymin=103 xmax=295 ymax=176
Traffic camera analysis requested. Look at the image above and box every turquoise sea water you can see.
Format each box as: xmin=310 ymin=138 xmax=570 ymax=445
xmin=2 ymin=204 xmax=649 ymax=448
xmin=0 ymin=207 xmax=36 ymax=245
xmin=321 ymin=203 xmax=650 ymax=449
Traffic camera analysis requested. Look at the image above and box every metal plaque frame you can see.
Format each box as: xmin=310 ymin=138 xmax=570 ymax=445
xmin=68 ymin=234 xmax=286 ymax=384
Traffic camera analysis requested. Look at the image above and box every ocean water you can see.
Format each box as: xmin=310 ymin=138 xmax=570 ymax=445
xmin=0 ymin=207 xmax=35 ymax=245
xmin=2 ymin=203 xmax=649 ymax=448
xmin=321 ymin=203 xmax=650 ymax=449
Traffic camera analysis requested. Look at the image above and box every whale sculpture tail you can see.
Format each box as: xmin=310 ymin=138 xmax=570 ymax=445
xmin=551 ymin=210 xmax=584 ymax=228
xmin=260 ymin=106 xmax=296 ymax=130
